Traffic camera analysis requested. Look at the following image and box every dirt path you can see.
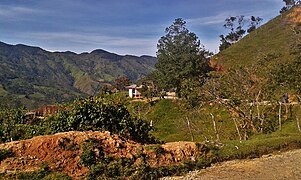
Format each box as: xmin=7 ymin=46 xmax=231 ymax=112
xmin=164 ymin=149 xmax=301 ymax=180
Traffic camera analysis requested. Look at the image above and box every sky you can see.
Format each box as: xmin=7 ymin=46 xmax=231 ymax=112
xmin=0 ymin=0 xmax=284 ymax=56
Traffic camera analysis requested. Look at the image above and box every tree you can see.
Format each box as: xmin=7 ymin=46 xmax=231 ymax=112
xmin=247 ymin=16 xmax=263 ymax=33
xmin=156 ymin=18 xmax=211 ymax=99
xmin=203 ymin=66 xmax=278 ymax=140
xmin=114 ymin=76 xmax=131 ymax=91
xmin=219 ymin=15 xmax=263 ymax=51
xmin=280 ymin=0 xmax=300 ymax=14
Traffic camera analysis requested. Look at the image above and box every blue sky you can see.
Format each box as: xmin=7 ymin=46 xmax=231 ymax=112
xmin=0 ymin=0 xmax=283 ymax=56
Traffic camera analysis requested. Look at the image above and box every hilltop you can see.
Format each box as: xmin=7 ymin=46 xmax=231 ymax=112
xmin=209 ymin=6 xmax=301 ymax=100
xmin=212 ymin=6 xmax=301 ymax=70
xmin=0 ymin=42 xmax=156 ymax=109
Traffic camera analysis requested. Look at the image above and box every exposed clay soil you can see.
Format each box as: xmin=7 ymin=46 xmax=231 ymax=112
xmin=287 ymin=6 xmax=301 ymax=25
xmin=0 ymin=131 xmax=199 ymax=178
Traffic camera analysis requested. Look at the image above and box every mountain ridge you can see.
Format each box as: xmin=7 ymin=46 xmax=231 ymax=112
xmin=0 ymin=41 xmax=157 ymax=109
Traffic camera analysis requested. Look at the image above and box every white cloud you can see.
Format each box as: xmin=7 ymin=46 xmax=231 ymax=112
xmin=0 ymin=5 xmax=42 ymax=19
xmin=19 ymin=32 xmax=158 ymax=55
xmin=187 ymin=13 xmax=231 ymax=26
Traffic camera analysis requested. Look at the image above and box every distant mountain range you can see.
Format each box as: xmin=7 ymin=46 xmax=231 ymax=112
xmin=0 ymin=41 xmax=156 ymax=109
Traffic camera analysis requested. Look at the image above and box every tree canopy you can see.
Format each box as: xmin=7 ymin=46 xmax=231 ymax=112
xmin=280 ymin=0 xmax=301 ymax=13
xmin=155 ymin=18 xmax=211 ymax=100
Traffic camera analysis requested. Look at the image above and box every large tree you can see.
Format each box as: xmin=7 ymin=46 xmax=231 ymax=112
xmin=155 ymin=18 xmax=211 ymax=99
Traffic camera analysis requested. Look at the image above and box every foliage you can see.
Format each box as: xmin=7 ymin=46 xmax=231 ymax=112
xmin=280 ymin=0 xmax=301 ymax=13
xmin=0 ymin=107 xmax=28 ymax=143
xmin=0 ymin=149 xmax=14 ymax=162
xmin=269 ymin=24 xmax=301 ymax=94
xmin=81 ymin=138 xmax=212 ymax=179
xmin=203 ymin=66 xmax=281 ymax=140
xmin=0 ymin=94 xmax=156 ymax=144
xmin=219 ymin=15 xmax=263 ymax=51
xmin=155 ymin=18 xmax=211 ymax=100
xmin=114 ymin=76 xmax=131 ymax=91
xmin=213 ymin=7 xmax=299 ymax=99
xmin=15 ymin=163 xmax=71 ymax=180
xmin=270 ymin=57 xmax=301 ymax=94
xmin=45 ymin=96 xmax=156 ymax=143
xmin=0 ymin=41 xmax=156 ymax=109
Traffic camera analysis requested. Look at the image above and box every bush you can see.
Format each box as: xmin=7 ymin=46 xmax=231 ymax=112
xmin=45 ymin=96 xmax=156 ymax=143
xmin=0 ymin=149 xmax=14 ymax=162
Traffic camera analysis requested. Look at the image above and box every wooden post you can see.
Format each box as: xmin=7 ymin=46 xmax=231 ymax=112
xmin=256 ymin=90 xmax=264 ymax=133
xmin=186 ymin=117 xmax=194 ymax=142
xmin=233 ymin=118 xmax=242 ymax=141
xmin=210 ymin=113 xmax=220 ymax=141
xmin=279 ymin=102 xmax=282 ymax=131
xmin=296 ymin=116 xmax=301 ymax=134
xmin=296 ymin=96 xmax=301 ymax=135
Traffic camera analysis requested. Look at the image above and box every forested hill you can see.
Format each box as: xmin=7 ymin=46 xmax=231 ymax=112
xmin=0 ymin=41 xmax=156 ymax=109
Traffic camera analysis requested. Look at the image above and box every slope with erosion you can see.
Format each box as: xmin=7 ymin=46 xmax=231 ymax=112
xmin=0 ymin=131 xmax=202 ymax=179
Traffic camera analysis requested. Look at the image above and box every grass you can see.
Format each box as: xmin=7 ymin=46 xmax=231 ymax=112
xmin=128 ymin=98 xmax=301 ymax=163
xmin=128 ymin=99 xmax=236 ymax=142
xmin=215 ymin=11 xmax=296 ymax=71
xmin=0 ymin=85 xmax=7 ymax=96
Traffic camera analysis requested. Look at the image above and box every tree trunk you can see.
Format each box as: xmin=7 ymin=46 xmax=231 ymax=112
xmin=210 ymin=113 xmax=220 ymax=141
xmin=296 ymin=116 xmax=301 ymax=135
xmin=256 ymin=90 xmax=264 ymax=133
xmin=186 ymin=117 xmax=194 ymax=141
xmin=233 ymin=118 xmax=242 ymax=141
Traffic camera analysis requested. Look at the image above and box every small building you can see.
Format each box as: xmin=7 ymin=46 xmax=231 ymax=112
xmin=126 ymin=84 xmax=142 ymax=98
xmin=164 ymin=91 xmax=177 ymax=99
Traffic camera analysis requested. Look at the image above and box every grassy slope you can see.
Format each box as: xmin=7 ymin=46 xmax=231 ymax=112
xmin=127 ymin=8 xmax=301 ymax=144
xmin=129 ymin=99 xmax=235 ymax=142
xmin=213 ymin=9 xmax=297 ymax=73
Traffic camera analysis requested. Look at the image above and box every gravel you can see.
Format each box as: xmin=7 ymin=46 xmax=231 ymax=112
xmin=161 ymin=149 xmax=301 ymax=180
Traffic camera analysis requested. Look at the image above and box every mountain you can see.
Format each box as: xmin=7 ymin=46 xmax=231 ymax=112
xmin=0 ymin=42 xmax=156 ymax=109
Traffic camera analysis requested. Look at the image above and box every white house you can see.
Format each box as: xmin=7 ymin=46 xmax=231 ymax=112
xmin=126 ymin=84 xmax=142 ymax=98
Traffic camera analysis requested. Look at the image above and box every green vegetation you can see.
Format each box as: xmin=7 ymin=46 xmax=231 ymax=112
xmin=154 ymin=18 xmax=211 ymax=106
xmin=0 ymin=42 xmax=156 ymax=109
xmin=0 ymin=6 xmax=300 ymax=180
xmin=0 ymin=95 xmax=155 ymax=144
xmin=129 ymin=99 xmax=236 ymax=142
xmin=219 ymin=15 xmax=263 ymax=51
xmin=0 ymin=148 xmax=14 ymax=162
xmin=80 ymin=138 xmax=212 ymax=179
xmin=0 ymin=163 xmax=71 ymax=180
xmin=213 ymin=9 xmax=297 ymax=75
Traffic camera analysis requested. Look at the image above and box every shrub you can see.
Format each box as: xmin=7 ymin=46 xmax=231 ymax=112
xmin=0 ymin=149 xmax=14 ymax=162
xmin=46 ymin=96 xmax=156 ymax=143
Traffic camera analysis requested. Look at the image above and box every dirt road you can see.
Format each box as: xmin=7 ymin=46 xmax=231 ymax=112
xmin=163 ymin=149 xmax=301 ymax=180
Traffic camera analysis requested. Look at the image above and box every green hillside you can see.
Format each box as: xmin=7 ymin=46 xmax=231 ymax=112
xmin=211 ymin=7 xmax=301 ymax=98
xmin=213 ymin=8 xmax=299 ymax=70
xmin=0 ymin=42 xmax=156 ymax=109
